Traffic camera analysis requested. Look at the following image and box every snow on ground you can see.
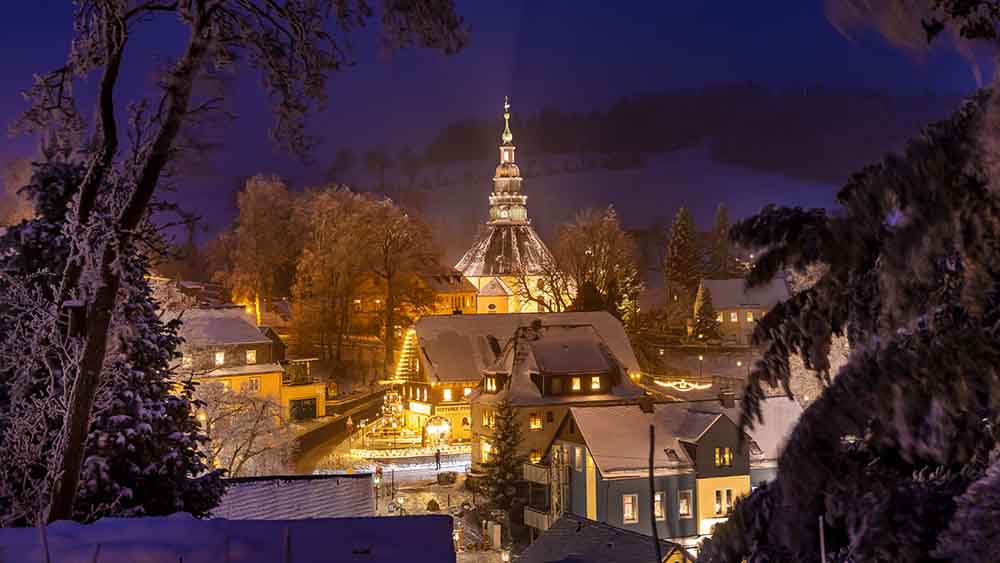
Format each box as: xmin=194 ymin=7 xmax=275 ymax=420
xmin=0 ymin=513 xmax=456 ymax=563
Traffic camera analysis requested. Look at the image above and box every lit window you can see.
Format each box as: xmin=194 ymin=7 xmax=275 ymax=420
xmin=422 ymin=388 xmax=427 ymax=400
xmin=622 ymin=494 xmax=639 ymax=524
xmin=245 ymin=349 xmax=257 ymax=364
xmin=529 ymin=451 xmax=541 ymax=464
xmin=482 ymin=411 xmax=491 ymax=428
xmin=181 ymin=355 xmax=192 ymax=369
xmin=726 ymin=489 xmax=734 ymax=514
xmin=746 ymin=310 xmax=755 ymax=322
xmin=715 ymin=490 xmax=723 ymax=515
xmin=463 ymin=387 xmax=471 ymax=397
xmin=678 ymin=490 xmax=693 ymax=518
xmin=715 ymin=447 xmax=734 ymax=468
xmin=242 ymin=377 xmax=261 ymax=393
xmin=443 ymin=388 xmax=453 ymax=402
xmin=716 ymin=312 xmax=723 ymax=323
xmin=572 ymin=377 xmax=581 ymax=391
xmin=574 ymin=447 xmax=583 ymax=472
xmin=214 ymin=351 xmax=225 ymax=366
xmin=654 ymin=492 xmax=665 ymax=521
xmin=529 ymin=412 xmax=542 ymax=431
xmin=591 ymin=376 xmax=601 ymax=390
xmin=481 ymin=440 xmax=492 ymax=462
xmin=729 ymin=311 xmax=738 ymax=323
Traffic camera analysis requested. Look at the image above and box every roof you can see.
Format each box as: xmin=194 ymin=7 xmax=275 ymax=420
xmin=569 ymin=397 xmax=802 ymax=478
xmin=420 ymin=268 xmax=478 ymax=294
xmin=519 ymin=514 xmax=693 ymax=563
xmin=415 ymin=311 xmax=641 ymax=384
xmin=213 ymin=474 xmax=374 ymax=520
xmin=700 ymin=277 xmax=790 ymax=310
xmin=455 ymin=222 xmax=555 ymax=276
xmin=196 ymin=363 xmax=283 ymax=379
xmin=479 ymin=276 xmax=513 ymax=296
xmin=0 ymin=514 xmax=456 ymax=563
xmin=172 ymin=308 xmax=272 ymax=347
xmin=528 ymin=332 xmax=614 ymax=375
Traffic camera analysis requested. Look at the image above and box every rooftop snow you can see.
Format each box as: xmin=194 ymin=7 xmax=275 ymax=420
xmin=0 ymin=513 xmax=456 ymax=563
xmin=415 ymin=311 xmax=641 ymax=384
xmin=454 ymin=223 xmax=554 ymax=276
xmin=700 ymin=277 xmax=790 ymax=310
xmin=197 ymin=363 xmax=284 ymax=379
xmin=478 ymin=276 xmax=513 ymax=296
xmin=420 ymin=268 xmax=478 ymax=294
xmin=213 ymin=474 xmax=374 ymax=520
xmin=170 ymin=308 xmax=273 ymax=347
xmin=520 ymin=513 xmax=693 ymax=563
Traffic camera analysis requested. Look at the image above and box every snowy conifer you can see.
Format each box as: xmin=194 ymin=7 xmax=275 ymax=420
xmin=481 ymin=398 xmax=525 ymax=515
xmin=663 ymin=206 xmax=701 ymax=311
xmin=692 ymin=284 xmax=721 ymax=341
xmin=709 ymin=204 xmax=739 ymax=278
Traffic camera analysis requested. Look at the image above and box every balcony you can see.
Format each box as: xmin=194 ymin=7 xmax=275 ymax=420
xmin=524 ymin=505 xmax=552 ymax=531
xmin=522 ymin=462 xmax=550 ymax=485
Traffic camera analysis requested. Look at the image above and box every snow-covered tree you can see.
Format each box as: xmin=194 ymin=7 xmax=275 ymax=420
xmin=708 ymin=203 xmax=740 ymax=278
xmin=0 ymin=162 xmax=223 ymax=525
xmin=11 ymin=0 xmax=466 ymax=522
xmin=691 ymin=284 xmax=721 ymax=341
xmin=663 ymin=206 xmax=701 ymax=322
xmin=700 ymin=86 xmax=1000 ymax=562
xmin=481 ymin=397 xmax=525 ymax=515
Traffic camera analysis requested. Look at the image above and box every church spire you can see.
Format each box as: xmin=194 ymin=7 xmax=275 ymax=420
xmin=502 ymin=96 xmax=513 ymax=145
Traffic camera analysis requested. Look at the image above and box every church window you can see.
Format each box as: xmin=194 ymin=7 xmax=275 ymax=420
xmin=591 ymin=376 xmax=601 ymax=390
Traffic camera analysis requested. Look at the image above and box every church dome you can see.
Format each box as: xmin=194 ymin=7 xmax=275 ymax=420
xmin=495 ymin=162 xmax=521 ymax=179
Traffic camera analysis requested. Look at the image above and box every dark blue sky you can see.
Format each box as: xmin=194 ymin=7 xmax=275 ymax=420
xmin=0 ymin=1 xmax=983 ymax=233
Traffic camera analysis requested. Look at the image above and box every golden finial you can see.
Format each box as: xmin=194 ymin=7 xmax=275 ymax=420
xmin=501 ymin=96 xmax=513 ymax=145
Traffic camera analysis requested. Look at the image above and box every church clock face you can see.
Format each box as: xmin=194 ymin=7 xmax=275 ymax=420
xmin=499 ymin=207 xmax=509 ymax=219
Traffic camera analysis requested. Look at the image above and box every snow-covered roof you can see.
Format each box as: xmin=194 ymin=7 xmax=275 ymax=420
xmin=700 ymin=277 xmax=790 ymax=310
xmin=528 ymin=332 xmax=614 ymax=375
xmin=569 ymin=397 xmax=802 ymax=478
xmin=420 ymin=268 xmax=478 ymax=294
xmin=415 ymin=311 xmax=641 ymax=384
xmin=478 ymin=276 xmax=513 ymax=296
xmin=172 ymin=308 xmax=272 ymax=347
xmin=198 ymin=363 xmax=284 ymax=379
xmin=455 ymin=223 xmax=554 ymax=276
xmin=0 ymin=513 xmax=456 ymax=563
xmin=213 ymin=474 xmax=374 ymax=520
xmin=520 ymin=513 xmax=693 ymax=563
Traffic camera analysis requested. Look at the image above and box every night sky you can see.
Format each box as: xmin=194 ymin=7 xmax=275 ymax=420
xmin=0 ymin=1 xmax=983 ymax=240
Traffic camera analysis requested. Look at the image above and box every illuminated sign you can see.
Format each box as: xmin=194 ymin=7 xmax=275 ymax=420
xmin=654 ymin=379 xmax=712 ymax=392
xmin=408 ymin=401 xmax=432 ymax=415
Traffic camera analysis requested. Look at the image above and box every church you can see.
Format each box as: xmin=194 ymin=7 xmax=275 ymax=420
xmin=455 ymin=98 xmax=559 ymax=313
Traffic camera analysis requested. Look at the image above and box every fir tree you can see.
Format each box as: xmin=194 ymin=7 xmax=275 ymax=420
xmin=0 ymin=162 xmax=224 ymax=523
xmin=692 ymin=285 xmax=721 ymax=341
xmin=663 ymin=206 xmax=701 ymax=319
xmin=481 ymin=398 xmax=525 ymax=515
xmin=709 ymin=203 xmax=739 ymax=278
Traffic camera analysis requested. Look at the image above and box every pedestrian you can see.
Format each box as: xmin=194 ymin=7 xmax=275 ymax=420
xmin=435 ymin=448 xmax=441 ymax=470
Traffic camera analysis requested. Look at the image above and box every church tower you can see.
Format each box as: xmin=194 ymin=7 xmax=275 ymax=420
xmin=456 ymin=98 xmax=557 ymax=314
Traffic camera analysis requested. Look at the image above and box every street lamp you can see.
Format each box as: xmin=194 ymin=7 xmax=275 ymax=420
xmin=501 ymin=548 xmax=511 ymax=562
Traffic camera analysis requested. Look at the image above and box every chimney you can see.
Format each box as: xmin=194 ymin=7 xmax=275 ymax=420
xmin=718 ymin=387 xmax=736 ymax=408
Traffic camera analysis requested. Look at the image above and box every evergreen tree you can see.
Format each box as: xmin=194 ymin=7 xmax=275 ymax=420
xmin=692 ymin=285 xmax=721 ymax=341
xmin=0 ymin=162 xmax=224 ymax=523
xmin=709 ymin=203 xmax=739 ymax=278
xmin=481 ymin=398 xmax=525 ymax=514
xmin=663 ymin=206 xmax=701 ymax=319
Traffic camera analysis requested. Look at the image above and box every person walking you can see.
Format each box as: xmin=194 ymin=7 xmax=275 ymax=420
xmin=435 ymin=448 xmax=442 ymax=470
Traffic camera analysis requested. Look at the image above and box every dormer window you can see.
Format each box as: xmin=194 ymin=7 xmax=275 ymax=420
xmin=715 ymin=447 xmax=734 ymax=467
xmin=590 ymin=376 xmax=601 ymax=390
xmin=571 ymin=377 xmax=581 ymax=391
xmin=214 ymin=351 xmax=225 ymax=367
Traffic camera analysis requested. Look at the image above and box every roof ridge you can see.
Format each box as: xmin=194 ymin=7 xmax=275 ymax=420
xmin=560 ymin=513 xmax=681 ymax=548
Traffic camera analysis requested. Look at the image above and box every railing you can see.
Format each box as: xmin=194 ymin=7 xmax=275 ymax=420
xmin=522 ymin=462 xmax=550 ymax=485
xmin=524 ymin=506 xmax=552 ymax=531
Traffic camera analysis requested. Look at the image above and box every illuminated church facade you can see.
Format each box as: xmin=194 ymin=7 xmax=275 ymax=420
xmin=455 ymin=98 xmax=560 ymax=314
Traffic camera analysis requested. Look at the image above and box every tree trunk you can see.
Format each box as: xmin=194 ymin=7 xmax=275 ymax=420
xmin=382 ymin=279 xmax=395 ymax=381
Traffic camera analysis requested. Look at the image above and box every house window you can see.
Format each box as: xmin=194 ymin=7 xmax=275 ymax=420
xmin=551 ymin=378 xmax=563 ymax=394
xmin=181 ymin=355 xmax=192 ymax=369
xmin=443 ymin=388 xmax=453 ymax=402
xmin=482 ymin=410 xmax=491 ymax=428
xmin=546 ymin=411 xmax=554 ymax=423
xmin=529 ymin=412 xmax=542 ymax=431
xmin=422 ymin=388 xmax=427 ymax=400
xmin=481 ymin=440 xmax=492 ymax=463
xmin=529 ymin=451 xmax=542 ymax=464
xmin=214 ymin=351 xmax=225 ymax=366
xmin=574 ymin=447 xmax=583 ymax=472
xmin=715 ymin=447 xmax=734 ymax=467
xmin=714 ymin=489 xmax=735 ymax=515
xmin=463 ymin=387 xmax=471 ymax=397
xmin=242 ymin=377 xmax=261 ymax=393
xmin=726 ymin=489 xmax=734 ymax=514
xmin=654 ymin=491 xmax=665 ymax=521
xmin=746 ymin=310 xmax=755 ymax=322
xmin=622 ymin=494 xmax=639 ymax=524
xmin=715 ymin=490 xmax=723 ymax=516
xmin=571 ymin=377 xmax=581 ymax=391
xmin=289 ymin=398 xmax=317 ymax=421
xmin=245 ymin=349 xmax=257 ymax=364
xmin=716 ymin=312 xmax=723 ymax=322
xmin=590 ymin=376 xmax=601 ymax=390
xmin=678 ymin=490 xmax=693 ymax=518
xmin=729 ymin=311 xmax=738 ymax=323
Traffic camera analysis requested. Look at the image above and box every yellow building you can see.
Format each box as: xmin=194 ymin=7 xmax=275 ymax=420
xmin=696 ymin=278 xmax=790 ymax=346
xmin=455 ymin=98 xmax=560 ymax=314
xmin=420 ymin=268 xmax=478 ymax=315
xmin=174 ymin=308 xmax=327 ymax=421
